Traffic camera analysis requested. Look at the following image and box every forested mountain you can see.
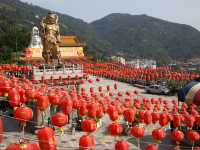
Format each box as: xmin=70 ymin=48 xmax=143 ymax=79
xmin=91 ymin=13 xmax=200 ymax=63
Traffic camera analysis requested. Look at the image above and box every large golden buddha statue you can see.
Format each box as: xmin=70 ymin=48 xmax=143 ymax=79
xmin=40 ymin=11 xmax=61 ymax=64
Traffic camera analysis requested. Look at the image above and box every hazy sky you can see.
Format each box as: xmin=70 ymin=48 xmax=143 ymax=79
xmin=21 ymin=0 xmax=200 ymax=30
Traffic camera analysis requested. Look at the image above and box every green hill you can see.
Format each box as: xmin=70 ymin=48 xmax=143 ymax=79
xmin=0 ymin=0 xmax=200 ymax=64
xmin=91 ymin=13 xmax=200 ymax=64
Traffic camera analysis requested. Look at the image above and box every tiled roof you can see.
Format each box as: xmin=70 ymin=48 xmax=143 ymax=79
xmin=59 ymin=36 xmax=85 ymax=47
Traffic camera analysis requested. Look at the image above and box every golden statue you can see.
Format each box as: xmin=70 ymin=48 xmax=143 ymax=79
xmin=41 ymin=11 xmax=61 ymax=64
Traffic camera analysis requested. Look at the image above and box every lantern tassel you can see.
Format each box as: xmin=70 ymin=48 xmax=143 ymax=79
xmin=20 ymin=122 xmax=26 ymax=139
xmin=192 ymin=142 xmax=194 ymax=150
xmin=137 ymin=138 xmax=140 ymax=150
xmin=61 ymin=127 xmax=64 ymax=136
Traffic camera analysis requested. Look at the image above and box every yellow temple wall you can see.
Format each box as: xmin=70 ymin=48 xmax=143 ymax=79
xmin=27 ymin=47 xmax=84 ymax=61
xmin=60 ymin=47 xmax=84 ymax=58
xmin=29 ymin=48 xmax=43 ymax=59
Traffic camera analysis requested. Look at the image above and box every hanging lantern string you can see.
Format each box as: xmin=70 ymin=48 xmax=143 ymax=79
xmin=0 ymin=96 xmax=200 ymax=130
xmin=0 ymin=96 xmax=199 ymax=119
xmin=1 ymin=110 xmax=200 ymax=136
xmin=0 ymin=132 xmax=197 ymax=149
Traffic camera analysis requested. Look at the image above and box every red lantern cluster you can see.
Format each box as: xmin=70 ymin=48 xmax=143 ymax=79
xmin=37 ymin=95 xmax=49 ymax=111
xmin=51 ymin=112 xmax=68 ymax=128
xmin=14 ymin=107 xmax=33 ymax=123
xmin=81 ymin=119 xmax=97 ymax=133
xmin=152 ymin=128 xmax=166 ymax=142
xmin=37 ymin=127 xmax=56 ymax=150
xmin=108 ymin=123 xmax=123 ymax=136
xmin=130 ymin=126 xmax=144 ymax=139
xmin=79 ymin=135 xmax=95 ymax=150
xmin=115 ymin=140 xmax=129 ymax=150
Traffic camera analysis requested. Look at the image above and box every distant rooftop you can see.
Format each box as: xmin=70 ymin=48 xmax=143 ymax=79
xmin=59 ymin=36 xmax=85 ymax=47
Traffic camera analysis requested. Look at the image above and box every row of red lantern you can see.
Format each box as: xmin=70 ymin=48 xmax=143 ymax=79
xmin=84 ymin=62 xmax=199 ymax=82
xmin=0 ymin=64 xmax=31 ymax=72
xmin=3 ymin=76 xmax=200 ymax=123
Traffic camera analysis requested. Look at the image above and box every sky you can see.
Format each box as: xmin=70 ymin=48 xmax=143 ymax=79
xmin=20 ymin=0 xmax=200 ymax=30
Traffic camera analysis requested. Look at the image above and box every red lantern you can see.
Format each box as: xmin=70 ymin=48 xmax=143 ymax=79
xmin=130 ymin=126 xmax=144 ymax=138
xmin=37 ymin=127 xmax=56 ymax=150
xmin=28 ymin=143 xmax=40 ymax=150
xmin=79 ymin=134 xmax=95 ymax=150
xmin=50 ymin=75 xmax=54 ymax=81
xmin=108 ymin=123 xmax=123 ymax=136
xmin=138 ymin=110 xmax=145 ymax=123
xmin=145 ymin=144 xmax=158 ymax=150
xmin=106 ymin=85 xmax=111 ymax=91
xmin=88 ymin=79 xmax=93 ymax=84
xmin=152 ymin=128 xmax=166 ymax=141
xmin=152 ymin=112 xmax=160 ymax=124
xmin=118 ymin=92 xmax=122 ymax=97
xmin=51 ymin=112 xmax=68 ymax=128
xmin=171 ymin=130 xmax=184 ymax=142
xmin=173 ymin=115 xmax=183 ymax=128
xmin=195 ymin=115 xmax=200 ymax=126
xmin=6 ymin=143 xmax=40 ymax=150
xmin=193 ymin=147 xmax=200 ymax=150
xmin=114 ymin=83 xmax=118 ymax=90
xmin=108 ymin=109 xmax=119 ymax=121
xmin=19 ymin=89 xmax=28 ymax=104
xmin=0 ymin=80 xmax=11 ymax=94
xmin=8 ymin=88 xmax=20 ymax=107
xmin=25 ymin=89 xmax=36 ymax=100
xmin=134 ymin=100 xmax=141 ymax=109
xmin=96 ymin=78 xmax=100 ymax=82
xmin=5 ymin=144 xmax=24 ymax=150
xmin=159 ymin=113 xmax=169 ymax=127
xmin=185 ymin=115 xmax=195 ymax=128
xmin=6 ymin=144 xmax=20 ymax=150
xmin=90 ymin=87 xmax=94 ymax=93
xmin=37 ymin=95 xmax=49 ymax=111
xmin=49 ymin=95 xmax=60 ymax=105
xmin=123 ymin=109 xmax=135 ymax=123
xmin=81 ymin=119 xmax=97 ymax=133
xmin=125 ymin=91 xmax=130 ymax=96
xmin=96 ymin=106 xmax=104 ymax=118
xmin=60 ymin=99 xmax=73 ymax=115
xmin=14 ymin=107 xmax=33 ymax=123
xmin=80 ymin=104 xmax=88 ymax=117
xmin=109 ymin=92 xmax=114 ymax=97
xmin=73 ymin=99 xmax=81 ymax=110
xmin=87 ymin=103 xmax=97 ymax=118
xmin=115 ymin=140 xmax=129 ymax=150
xmin=144 ymin=111 xmax=152 ymax=125
xmin=98 ymin=86 xmax=103 ymax=92
xmin=187 ymin=130 xmax=200 ymax=142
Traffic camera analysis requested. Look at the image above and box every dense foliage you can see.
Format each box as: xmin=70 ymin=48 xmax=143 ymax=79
xmin=0 ymin=0 xmax=200 ymax=64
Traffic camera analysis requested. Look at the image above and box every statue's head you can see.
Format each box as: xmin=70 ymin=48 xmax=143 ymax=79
xmin=32 ymin=26 xmax=39 ymax=36
xmin=46 ymin=11 xmax=58 ymax=24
